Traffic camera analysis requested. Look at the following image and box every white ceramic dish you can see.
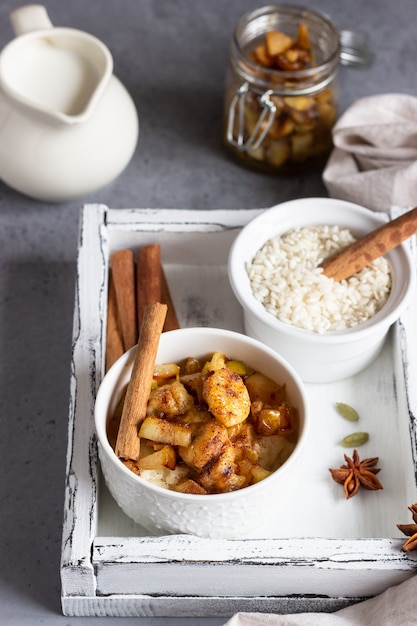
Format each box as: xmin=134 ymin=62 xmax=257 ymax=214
xmin=228 ymin=197 xmax=415 ymax=383
xmin=95 ymin=327 xmax=308 ymax=539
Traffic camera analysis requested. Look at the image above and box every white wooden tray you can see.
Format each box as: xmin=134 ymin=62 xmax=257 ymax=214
xmin=60 ymin=204 xmax=417 ymax=617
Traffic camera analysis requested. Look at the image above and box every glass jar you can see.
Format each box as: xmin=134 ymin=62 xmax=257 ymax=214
xmin=223 ymin=4 xmax=340 ymax=174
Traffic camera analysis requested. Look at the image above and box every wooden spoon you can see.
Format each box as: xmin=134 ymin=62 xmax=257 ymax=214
xmin=320 ymin=206 xmax=417 ymax=281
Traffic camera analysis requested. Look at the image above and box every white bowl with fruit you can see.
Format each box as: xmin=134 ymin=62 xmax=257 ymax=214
xmin=95 ymin=325 xmax=308 ymax=539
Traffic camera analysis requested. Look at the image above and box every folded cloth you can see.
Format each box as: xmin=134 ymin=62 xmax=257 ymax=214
xmin=222 ymin=574 xmax=417 ymax=626
xmin=322 ymin=94 xmax=417 ymax=212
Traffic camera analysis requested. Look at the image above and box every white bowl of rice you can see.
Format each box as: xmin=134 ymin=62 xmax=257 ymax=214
xmin=228 ymin=197 xmax=415 ymax=383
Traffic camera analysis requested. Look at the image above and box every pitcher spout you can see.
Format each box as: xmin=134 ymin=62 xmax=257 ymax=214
xmin=0 ymin=4 xmax=113 ymax=125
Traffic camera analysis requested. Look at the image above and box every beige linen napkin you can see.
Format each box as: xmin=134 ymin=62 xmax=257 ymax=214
xmin=222 ymin=574 xmax=417 ymax=625
xmin=322 ymin=94 xmax=417 ymax=212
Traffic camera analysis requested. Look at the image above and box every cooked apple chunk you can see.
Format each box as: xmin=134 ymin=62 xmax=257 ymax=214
xmin=139 ymin=416 xmax=192 ymax=447
xmin=174 ymin=479 xmax=208 ymax=495
xmin=147 ymin=380 xmax=194 ymax=418
xmin=138 ymin=445 xmax=177 ymax=471
xmin=245 ymin=372 xmax=286 ymax=405
xmin=251 ymin=401 xmax=295 ymax=435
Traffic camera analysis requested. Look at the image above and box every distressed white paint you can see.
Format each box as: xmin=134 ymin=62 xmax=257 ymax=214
xmin=61 ymin=205 xmax=417 ymax=617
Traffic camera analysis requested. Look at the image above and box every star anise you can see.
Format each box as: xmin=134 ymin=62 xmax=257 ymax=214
xmin=329 ymin=449 xmax=383 ymax=499
xmin=397 ymin=504 xmax=417 ymax=552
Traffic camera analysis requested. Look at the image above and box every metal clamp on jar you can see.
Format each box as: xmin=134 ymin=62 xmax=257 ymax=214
xmin=224 ymin=4 xmax=341 ymax=174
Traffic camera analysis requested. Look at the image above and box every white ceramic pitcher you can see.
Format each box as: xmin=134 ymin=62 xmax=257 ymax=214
xmin=0 ymin=5 xmax=139 ymax=202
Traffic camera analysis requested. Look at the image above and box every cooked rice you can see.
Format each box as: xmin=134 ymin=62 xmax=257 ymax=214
xmin=247 ymin=225 xmax=392 ymax=333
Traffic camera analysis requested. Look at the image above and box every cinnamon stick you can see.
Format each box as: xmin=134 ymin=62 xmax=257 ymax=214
xmin=136 ymin=244 xmax=162 ymax=329
xmin=105 ymin=272 xmax=124 ymax=371
xmin=110 ymin=249 xmax=137 ymax=350
xmin=161 ymin=267 xmax=180 ymax=331
xmin=115 ymin=302 xmax=168 ymax=461
xmin=320 ymin=206 xmax=417 ymax=282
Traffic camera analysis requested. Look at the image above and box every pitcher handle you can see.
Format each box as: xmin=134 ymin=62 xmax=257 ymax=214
xmin=10 ymin=4 xmax=53 ymax=37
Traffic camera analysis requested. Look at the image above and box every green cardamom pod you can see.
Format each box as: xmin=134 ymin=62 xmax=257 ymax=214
xmin=340 ymin=432 xmax=369 ymax=447
xmin=336 ymin=402 xmax=360 ymax=422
